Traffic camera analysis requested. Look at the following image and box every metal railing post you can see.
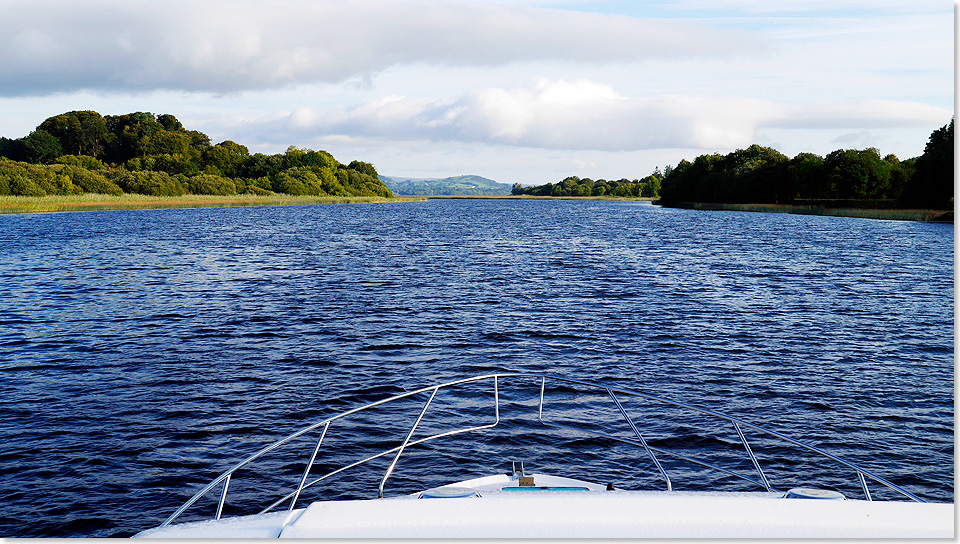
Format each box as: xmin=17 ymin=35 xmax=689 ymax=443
xmin=290 ymin=422 xmax=330 ymax=511
xmin=733 ymin=421 xmax=771 ymax=492
xmin=379 ymin=387 xmax=438 ymax=498
xmin=608 ymin=389 xmax=672 ymax=491
xmin=858 ymin=471 xmax=873 ymax=501
xmin=493 ymin=375 xmax=500 ymax=421
xmin=215 ymin=475 xmax=231 ymax=520
xmin=537 ymin=376 xmax=546 ymax=422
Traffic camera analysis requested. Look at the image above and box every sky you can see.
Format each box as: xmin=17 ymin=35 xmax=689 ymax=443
xmin=0 ymin=0 xmax=953 ymax=185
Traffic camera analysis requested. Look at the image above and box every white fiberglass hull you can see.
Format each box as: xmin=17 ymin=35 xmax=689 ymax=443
xmin=135 ymin=473 xmax=954 ymax=539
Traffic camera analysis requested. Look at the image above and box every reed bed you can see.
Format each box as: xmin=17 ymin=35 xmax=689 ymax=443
xmin=0 ymin=194 xmax=426 ymax=214
xmin=677 ymin=202 xmax=953 ymax=222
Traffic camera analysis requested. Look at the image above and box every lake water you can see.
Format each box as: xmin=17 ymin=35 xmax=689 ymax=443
xmin=0 ymin=199 xmax=953 ymax=537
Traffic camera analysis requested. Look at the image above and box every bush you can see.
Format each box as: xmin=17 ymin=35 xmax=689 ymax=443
xmin=275 ymin=168 xmax=325 ymax=196
xmin=0 ymin=162 xmax=26 ymax=195
xmin=0 ymin=161 xmax=61 ymax=195
xmin=55 ymin=155 xmax=106 ymax=170
xmin=187 ymin=174 xmax=238 ymax=195
xmin=110 ymin=170 xmax=187 ymax=196
xmin=243 ymin=185 xmax=272 ymax=196
xmin=336 ymin=168 xmax=393 ymax=197
xmin=46 ymin=173 xmax=83 ymax=196
xmin=10 ymin=175 xmax=46 ymax=196
xmin=50 ymin=164 xmax=122 ymax=196
xmin=246 ymin=176 xmax=272 ymax=193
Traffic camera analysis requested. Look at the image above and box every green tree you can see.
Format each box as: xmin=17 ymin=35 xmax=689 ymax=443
xmin=904 ymin=119 xmax=953 ymax=209
xmin=640 ymin=174 xmax=661 ymax=198
xmin=24 ymin=129 xmax=63 ymax=164
xmin=658 ymin=159 xmax=692 ymax=204
xmin=240 ymin=153 xmax=284 ymax=180
xmin=148 ymin=153 xmax=199 ymax=175
xmin=0 ymin=137 xmax=27 ymax=161
xmin=186 ymin=130 xmax=211 ymax=152
xmin=787 ymin=152 xmax=825 ymax=200
xmin=823 ymin=148 xmax=891 ymax=200
xmin=203 ymin=141 xmax=250 ymax=178
xmin=106 ymin=112 xmax=163 ymax=162
xmin=157 ymin=114 xmax=184 ymax=132
xmin=883 ymin=154 xmax=913 ymax=202
xmin=141 ymin=130 xmax=191 ymax=157
xmin=38 ymin=114 xmax=82 ymax=155
xmin=35 ymin=111 xmax=110 ymax=159
xmin=75 ymin=111 xmax=111 ymax=158
xmin=348 ymin=160 xmax=379 ymax=179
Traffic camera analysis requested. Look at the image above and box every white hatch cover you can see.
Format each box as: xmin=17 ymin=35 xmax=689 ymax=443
xmin=785 ymin=488 xmax=846 ymax=500
xmin=419 ymin=486 xmax=480 ymax=499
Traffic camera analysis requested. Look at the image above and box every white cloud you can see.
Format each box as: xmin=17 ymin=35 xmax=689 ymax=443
xmin=831 ymin=131 xmax=876 ymax=147
xmin=0 ymin=0 xmax=949 ymax=183
xmin=662 ymin=0 xmax=947 ymax=15
xmin=243 ymin=79 xmax=951 ymax=152
xmin=573 ymin=159 xmax=598 ymax=170
xmin=774 ymin=100 xmax=953 ymax=129
xmin=0 ymin=0 xmax=763 ymax=96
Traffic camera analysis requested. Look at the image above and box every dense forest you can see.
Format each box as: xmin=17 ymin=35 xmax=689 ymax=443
xmin=512 ymin=172 xmax=663 ymax=198
xmin=658 ymin=120 xmax=954 ymax=210
xmin=0 ymin=111 xmax=393 ymax=198
xmin=512 ymin=120 xmax=953 ymax=210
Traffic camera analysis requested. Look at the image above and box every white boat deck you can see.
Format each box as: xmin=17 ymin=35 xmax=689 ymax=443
xmin=135 ymin=473 xmax=954 ymax=538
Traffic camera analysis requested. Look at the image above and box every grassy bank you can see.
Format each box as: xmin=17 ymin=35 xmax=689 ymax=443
xmin=0 ymin=193 xmax=426 ymax=214
xmin=668 ymin=202 xmax=954 ymax=222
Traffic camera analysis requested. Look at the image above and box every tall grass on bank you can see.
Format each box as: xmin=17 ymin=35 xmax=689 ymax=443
xmin=0 ymin=194 xmax=426 ymax=214
xmin=674 ymin=202 xmax=954 ymax=222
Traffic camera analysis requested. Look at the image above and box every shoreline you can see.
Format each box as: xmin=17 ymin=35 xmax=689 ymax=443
xmin=0 ymin=193 xmax=653 ymax=214
xmin=0 ymin=194 xmax=427 ymax=215
xmin=663 ymin=201 xmax=954 ymax=223
xmin=423 ymin=195 xmax=656 ymax=201
xmin=0 ymin=194 xmax=951 ymax=223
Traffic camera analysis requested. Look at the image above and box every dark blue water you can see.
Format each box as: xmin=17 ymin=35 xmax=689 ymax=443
xmin=0 ymin=199 xmax=952 ymax=537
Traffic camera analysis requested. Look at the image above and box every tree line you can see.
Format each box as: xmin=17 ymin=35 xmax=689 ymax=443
xmin=512 ymin=172 xmax=663 ymax=198
xmin=0 ymin=111 xmax=393 ymax=198
xmin=658 ymin=120 xmax=953 ymax=210
xmin=509 ymin=120 xmax=952 ymax=210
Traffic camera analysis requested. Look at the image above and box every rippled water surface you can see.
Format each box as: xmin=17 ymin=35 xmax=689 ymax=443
xmin=0 ymin=199 xmax=953 ymax=537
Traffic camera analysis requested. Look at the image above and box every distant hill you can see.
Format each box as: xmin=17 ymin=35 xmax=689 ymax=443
xmin=380 ymin=174 xmax=512 ymax=196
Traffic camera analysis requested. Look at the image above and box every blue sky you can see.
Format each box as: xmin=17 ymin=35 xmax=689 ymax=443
xmin=0 ymin=0 xmax=953 ymax=185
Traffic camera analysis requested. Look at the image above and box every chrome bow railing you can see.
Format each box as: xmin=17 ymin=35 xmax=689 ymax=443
xmin=158 ymin=373 xmax=924 ymax=528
